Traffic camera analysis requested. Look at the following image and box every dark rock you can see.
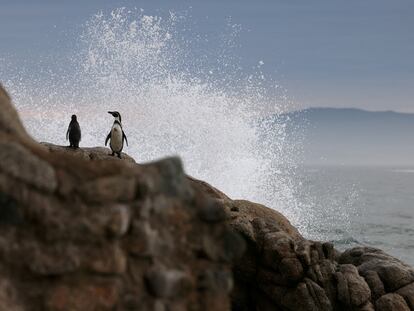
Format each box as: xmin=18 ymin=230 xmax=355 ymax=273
xmin=126 ymin=221 xmax=159 ymax=257
xmin=297 ymin=240 xmax=312 ymax=266
xmin=84 ymin=243 xmax=127 ymax=274
xmin=202 ymin=235 xmax=222 ymax=260
xmin=336 ymin=271 xmax=350 ymax=306
xmin=105 ymin=204 xmax=131 ymax=237
xmin=145 ymin=267 xmax=192 ymax=298
xmin=79 ymin=176 xmax=136 ymax=204
xmin=46 ymin=281 xmax=120 ymax=311
xmin=0 ymin=192 xmax=22 ymax=225
xmin=0 ymin=142 xmax=57 ymax=192
xmin=0 ymin=84 xmax=30 ymax=140
xmin=282 ymin=279 xmax=332 ymax=311
xmin=42 ymin=143 xmax=136 ymax=164
xmin=150 ymin=157 xmax=192 ymax=198
xmin=375 ymin=293 xmax=410 ymax=311
xmin=359 ymin=302 xmax=375 ymax=311
xmin=0 ymin=84 xmax=414 ymax=311
xmin=341 ymin=246 xmax=414 ymax=298
xmin=0 ymin=278 xmax=24 ymax=311
xmin=262 ymin=232 xmax=295 ymax=268
xmin=198 ymin=198 xmax=227 ymax=223
xmin=322 ymin=242 xmax=335 ymax=261
xmin=362 ymin=271 xmax=385 ymax=300
xmin=397 ymin=282 xmax=414 ymax=309
xmin=279 ymin=257 xmax=304 ymax=283
xmin=28 ymin=243 xmax=81 ymax=275
xmin=339 ymin=264 xmax=371 ymax=307
xmin=222 ymin=229 xmax=246 ymax=262
xmin=198 ymin=269 xmax=233 ymax=293
xmin=376 ymin=262 xmax=414 ymax=292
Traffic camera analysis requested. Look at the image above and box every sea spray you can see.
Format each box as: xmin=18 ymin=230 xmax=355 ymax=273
xmin=1 ymin=8 xmax=354 ymax=239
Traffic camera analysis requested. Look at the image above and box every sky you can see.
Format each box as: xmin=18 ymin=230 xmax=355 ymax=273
xmin=0 ymin=0 xmax=413 ymax=112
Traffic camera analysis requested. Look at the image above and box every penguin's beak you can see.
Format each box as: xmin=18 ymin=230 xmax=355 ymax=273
xmin=108 ymin=111 xmax=114 ymax=115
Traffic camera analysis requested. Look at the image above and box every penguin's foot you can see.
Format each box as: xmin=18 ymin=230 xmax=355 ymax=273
xmin=117 ymin=153 xmax=122 ymax=159
xmin=110 ymin=151 xmax=115 ymax=156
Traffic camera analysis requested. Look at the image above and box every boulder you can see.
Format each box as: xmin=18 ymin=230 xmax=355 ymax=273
xmin=0 ymin=84 xmax=413 ymax=310
xmin=0 ymin=84 xmax=237 ymax=311
xmin=375 ymin=293 xmax=410 ymax=311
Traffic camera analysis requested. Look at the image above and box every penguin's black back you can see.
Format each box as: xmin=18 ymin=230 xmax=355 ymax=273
xmin=68 ymin=119 xmax=81 ymax=148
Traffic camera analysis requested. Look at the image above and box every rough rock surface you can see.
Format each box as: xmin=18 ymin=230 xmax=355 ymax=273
xmin=0 ymin=85 xmax=241 ymax=311
xmin=1 ymin=83 xmax=414 ymax=310
xmin=225 ymin=194 xmax=414 ymax=310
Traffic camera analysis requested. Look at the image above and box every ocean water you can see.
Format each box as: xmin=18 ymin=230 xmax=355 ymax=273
xmin=291 ymin=166 xmax=414 ymax=266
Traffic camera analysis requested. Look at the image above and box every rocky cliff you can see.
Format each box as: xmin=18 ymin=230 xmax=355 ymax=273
xmin=0 ymin=84 xmax=413 ymax=311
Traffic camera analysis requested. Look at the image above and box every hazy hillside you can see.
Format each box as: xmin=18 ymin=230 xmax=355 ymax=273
xmin=279 ymin=108 xmax=414 ymax=166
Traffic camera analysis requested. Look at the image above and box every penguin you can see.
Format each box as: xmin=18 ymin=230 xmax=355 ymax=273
xmin=66 ymin=114 xmax=81 ymax=149
xmin=105 ymin=111 xmax=128 ymax=158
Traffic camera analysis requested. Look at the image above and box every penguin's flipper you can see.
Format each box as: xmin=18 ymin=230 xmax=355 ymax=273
xmin=105 ymin=132 xmax=111 ymax=146
xmin=66 ymin=125 xmax=71 ymax=141
xmin=122 ymin=131 xmax=128 ymax=146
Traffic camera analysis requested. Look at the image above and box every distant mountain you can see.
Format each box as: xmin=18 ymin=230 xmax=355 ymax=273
xmin=277 ymin=107 xmax=414 ymax=166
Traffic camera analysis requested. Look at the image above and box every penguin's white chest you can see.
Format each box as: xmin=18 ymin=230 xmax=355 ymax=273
xmin=110 ymin=124 xmax=123 ymax=152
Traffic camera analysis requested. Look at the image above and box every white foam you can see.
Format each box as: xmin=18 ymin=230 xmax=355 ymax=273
xmin=3 ymin=8 xmax=307 ymax=231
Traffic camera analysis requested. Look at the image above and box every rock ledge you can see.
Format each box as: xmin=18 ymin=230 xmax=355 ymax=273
xmin=0 ymin=84 xmax=413 ymax=310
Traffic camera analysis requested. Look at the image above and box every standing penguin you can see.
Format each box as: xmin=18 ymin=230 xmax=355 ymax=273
xmin=66 ymin=114 xmax=81 ymax=149
xmin=105 ymin=111 xmax=128 ymax=158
